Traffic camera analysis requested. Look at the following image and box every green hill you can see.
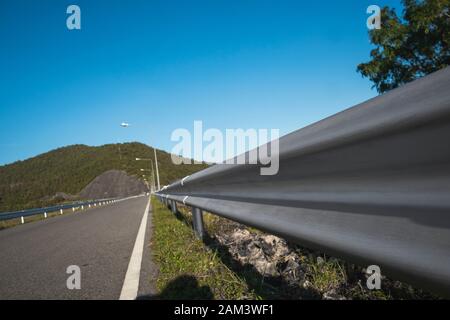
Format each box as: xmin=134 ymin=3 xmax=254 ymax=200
xmin=0 ymin=142 xmax=208 ymax=212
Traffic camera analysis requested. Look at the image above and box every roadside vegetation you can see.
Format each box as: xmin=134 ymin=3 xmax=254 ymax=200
xmin=151 ymin=197 xmax=260 ymax=299
xmin=152 ymin=198 xmax=439 ymax=300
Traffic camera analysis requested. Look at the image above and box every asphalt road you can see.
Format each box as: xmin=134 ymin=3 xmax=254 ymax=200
xmin=0 ymin=195 xmax=156 ymax=300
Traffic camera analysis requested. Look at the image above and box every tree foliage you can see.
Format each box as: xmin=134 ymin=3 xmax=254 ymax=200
xmin=358 ymin=0 xmax=450 ymax=93
xmin=0 ymin=143 xmax=208 ymax=212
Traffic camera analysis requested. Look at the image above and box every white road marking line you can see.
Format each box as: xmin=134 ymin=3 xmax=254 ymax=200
xmin=119 ymin=197 xmax=150 ymax=300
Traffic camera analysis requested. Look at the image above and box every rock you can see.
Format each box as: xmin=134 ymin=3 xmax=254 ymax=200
xmin=316 ymin=256 xmax=325 ymax=265
xmin=215 ymin=226 xmax=297 ymax=278
xmin=79 ymin=170 xmax=147 ymax=199
xmin=229 ymin=229 xmax=251 ymax=242
xmin=280 ymin=257 xmax=305 ymax=284
xmin=261 ymin=261 xmax=279 ymax=277
xmin=283 ymin=257 xmax=301 ymax=273
xmin=323 ymin=289 xmax=346 ymax=300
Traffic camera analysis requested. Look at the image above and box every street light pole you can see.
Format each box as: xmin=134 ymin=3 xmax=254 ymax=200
xmin=154 ymin=147 xmax=161 ymax=191
xmin=137 ymin=158 xmax=157 ymax=193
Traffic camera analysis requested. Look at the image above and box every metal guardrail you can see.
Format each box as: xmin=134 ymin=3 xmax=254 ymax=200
xmin=0 ymin=196 xmax=137 ymax=223
xmin=156 ymin=66 xmax=450 ymax=297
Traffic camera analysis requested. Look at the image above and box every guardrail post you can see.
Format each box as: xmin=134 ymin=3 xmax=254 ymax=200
xmin=44 ymin=212 xmax=47 ymax=219
xmin=21 ymin=216 xmax=24 ymax=224
xmin=60 ymin=209 xmax=63 ymax=215
xmin=81 ymin=205 xmax=84 ymax=210
xmin=72 ymin=207 xmax=75 ymax=212
xmin=192 ymin=207 xmax=205 ymax=240
xmin=171 ymin=200 xmax=178 ymax=214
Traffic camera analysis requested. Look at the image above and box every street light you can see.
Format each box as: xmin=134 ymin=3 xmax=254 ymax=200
xmin=139 ymin=168 xmax=155 ymax=193
xmin=119 ymin=121 xmax=161 ymax=191
xmin=118 ymin=122 xmax=160 ymax=191
xmin=136 ymin=154 xmax=160 ymax=191
xmin=140 ymin=174 xmax=150 ymax=192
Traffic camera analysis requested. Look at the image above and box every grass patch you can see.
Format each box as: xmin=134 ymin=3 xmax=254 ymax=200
xmin=0 ymin=217 xmax=22 ymax=230
xmin=306 ymin=256 xmax=346 ymax=293
xmin=151 ymin=197 xmax=259 ymax=299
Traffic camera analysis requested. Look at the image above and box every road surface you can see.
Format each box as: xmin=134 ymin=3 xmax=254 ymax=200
xmin=0 ymin=196 xmax=157 ymax=299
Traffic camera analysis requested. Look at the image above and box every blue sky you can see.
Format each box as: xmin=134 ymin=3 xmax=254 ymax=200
xmin=0 ymin=0 xmax=403 ymax=165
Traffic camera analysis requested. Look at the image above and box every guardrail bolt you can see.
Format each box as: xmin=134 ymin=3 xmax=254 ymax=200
xmin=192 ymin=207 xmax=205 ymax=240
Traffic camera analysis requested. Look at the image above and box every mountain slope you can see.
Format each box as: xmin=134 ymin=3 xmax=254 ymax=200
xmin=0 ymin=142 xmax=208 ymax=212
xmin=79 ymin=170 xmax=148 ymax=199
